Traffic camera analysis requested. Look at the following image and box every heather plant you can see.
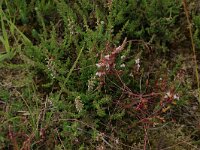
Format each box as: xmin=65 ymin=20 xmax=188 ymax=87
xmin=0 ymin=0 xmax=200 ymax=149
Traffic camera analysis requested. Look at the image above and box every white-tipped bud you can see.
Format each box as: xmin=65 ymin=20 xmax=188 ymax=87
xmin=120 ymin=64 xmax=125 ymax=68
xmin=135 ymin=58 xmax=140 ymax=64
xmin=100 ymin=21 xmax=104 ymax=25
xmin=104 ymin=55 xmax=110 ymax=60
xmin=129 ymin=73 xmax=133 ymax=77
xmin=173 ymin=94 xmax=180 ymax=100
xmin=96 ymin=72 xmax=105 ymax=77
xmin=121 ymin=55 xmax=126 ymax=59
xmin=96 ymin=63 xmax=104 ymax=68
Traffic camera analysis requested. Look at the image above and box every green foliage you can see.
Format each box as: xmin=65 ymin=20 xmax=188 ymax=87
xmin=109 ymin=0 xmax=182 ymax=52
xmin=0 ymin=88 xmax=9 ymax=102
xmin=193 ymin=15 xmax=200 ymax=49
xmin=0 ymin=0 xmax=199 ymax=149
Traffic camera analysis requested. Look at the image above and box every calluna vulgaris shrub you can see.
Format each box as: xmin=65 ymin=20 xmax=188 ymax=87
xmin=0 ymin=0 xmax=199 ymax=149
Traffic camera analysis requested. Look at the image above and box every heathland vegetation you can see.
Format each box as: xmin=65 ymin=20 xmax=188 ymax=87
xmin=0 ymin=0 xmax=200 ymax=149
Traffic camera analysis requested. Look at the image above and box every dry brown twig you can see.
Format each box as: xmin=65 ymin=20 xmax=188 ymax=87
xmin=182 ymin=0 xmax=200 ymax=103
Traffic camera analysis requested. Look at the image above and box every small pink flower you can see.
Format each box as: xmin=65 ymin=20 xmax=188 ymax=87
xmin=104 ymin=55 xmax=110 ymax=60
xmin=173 ymin=94 xmax=180 ymax=100
xmin=96 ymin=71 xmax=105 ymax=77
xmin=96 ymin=63 xmax=104 ymax=68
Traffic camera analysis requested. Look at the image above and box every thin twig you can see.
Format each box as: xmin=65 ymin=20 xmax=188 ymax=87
xmin=143 ymin=124 xmax=149 ymax=150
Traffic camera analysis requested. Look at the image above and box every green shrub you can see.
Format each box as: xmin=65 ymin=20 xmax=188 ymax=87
xmin=0 ymin=0 xmax=199 ymax=149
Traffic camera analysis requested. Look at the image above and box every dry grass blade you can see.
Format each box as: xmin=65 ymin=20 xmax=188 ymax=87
xmin=182 ymin=0 xmax=200 ymax=103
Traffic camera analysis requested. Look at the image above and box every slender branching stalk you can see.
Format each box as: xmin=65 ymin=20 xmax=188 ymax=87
xmin=182 ymin=0 xmax=200 ymax=103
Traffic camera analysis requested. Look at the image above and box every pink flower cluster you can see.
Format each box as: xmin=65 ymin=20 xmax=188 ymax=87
xmin=95 ymin=38 xmax=127 ymax=79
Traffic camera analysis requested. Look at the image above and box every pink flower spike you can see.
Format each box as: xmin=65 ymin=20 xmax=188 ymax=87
xmin=115 ymin=46 xmax=122 ymax=53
